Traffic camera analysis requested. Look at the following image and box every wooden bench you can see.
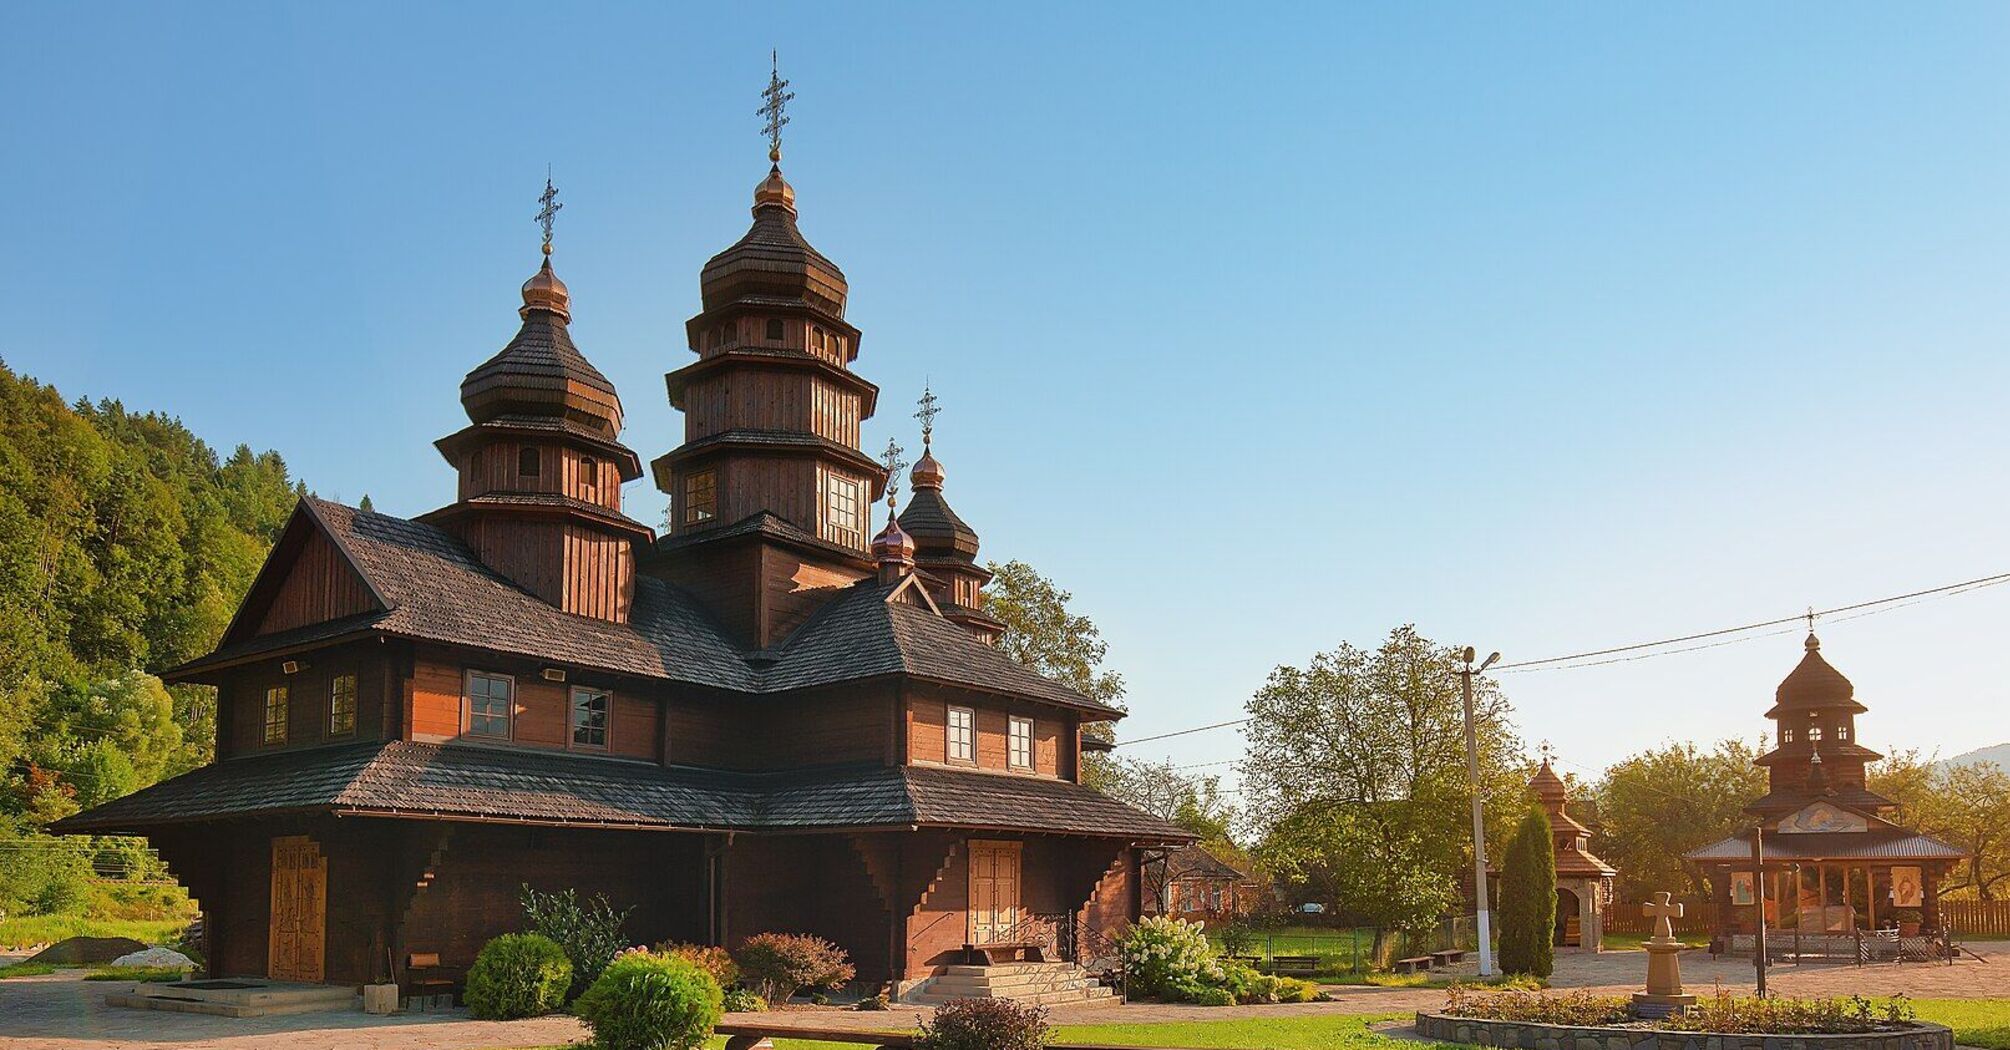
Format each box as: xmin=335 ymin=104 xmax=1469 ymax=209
xmin=1430 ymin=948 xmax=1467 ymax=966
xmin=961 ymin=941 xmax=1046 ymax=964
xmin=1393 ymin=955 xmax=1434 ymax=974
xmin=1262 ymin=954 xmax=1319 ymax=976
xmin=403 ymin=951 xmax=456 ymax=1009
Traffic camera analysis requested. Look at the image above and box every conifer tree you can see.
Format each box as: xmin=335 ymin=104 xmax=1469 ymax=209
xmin=1498 ymin=803 xmax=1556 ymax=976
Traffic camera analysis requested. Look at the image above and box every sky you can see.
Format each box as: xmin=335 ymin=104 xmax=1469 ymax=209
xmin=7 ymin=4 xmax=2010 ymax=791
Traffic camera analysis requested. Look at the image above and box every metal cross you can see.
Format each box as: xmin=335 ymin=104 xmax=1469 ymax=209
xmin=880 ymin=437 xmax=908 ymax=506
xmin=536 ymin=176 xmax=562 ymax=256
xmin=759 ymin=51 xmax=794 ymax=163
xmin=1539 ymin=740 xmax=1555 ymax=765
xmin=914 ymin=385 xmax=940 ymax=448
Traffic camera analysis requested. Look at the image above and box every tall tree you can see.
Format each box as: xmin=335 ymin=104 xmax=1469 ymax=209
xmin=1258 ymin=799 xmax=1458 ymax=959
xmin=1874 ymin=751 xmax=2010 ymax=901
xmin=984 ymin=559 xmax=1128 ymax=789
xmin=1592 ymin=739 xmax=1767 ymax=899
xmin=1497 ymin=805 xmax=1556 ymax=977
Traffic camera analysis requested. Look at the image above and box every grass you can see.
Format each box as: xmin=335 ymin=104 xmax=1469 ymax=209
xmin=1915 ymin=999 xmax=2010 ymax=1050
xmin=0 ymin=914 xmax=188 ymax=950
xmin=509 ymin=1014 xmax=1418 ymax=1050
xmin=0 ymin=961 xmax=59 ymax=979
xmin=1600 ymin=932 xmax=1708 ymax=951
xmin=83 ymin=964 xmax=192 ymax=982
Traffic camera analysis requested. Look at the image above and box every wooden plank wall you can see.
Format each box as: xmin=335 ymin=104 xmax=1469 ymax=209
xmin=406 ymin=651 xmax=660 ymax=759
xmin=903 ymin=692 xmax=1065 ymax=779
xmin=222 ymin=644 xmax=390 ymax=758
xmin=459 ymin=442 xmax=622 ymax=512
xmin=662 ymin=691 xmax=892 ymax=769
xmin=455 ymin=518 xmax=634 ymax=624
xmin=257 ymin=529 xmax=376 ymax=635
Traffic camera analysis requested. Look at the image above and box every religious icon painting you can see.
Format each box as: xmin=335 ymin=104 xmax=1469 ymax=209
xmin=1730 ymin=870 xmax=1757 ymax=906
xmin=1891 ymin=866 xmax=1924 ymax=908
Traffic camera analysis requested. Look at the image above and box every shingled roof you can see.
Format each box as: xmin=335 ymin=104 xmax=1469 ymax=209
xmin=53 ymin=741 xmax=1191 ymax=843
xmin=174 ymin=499 xmax=1108 ymax=716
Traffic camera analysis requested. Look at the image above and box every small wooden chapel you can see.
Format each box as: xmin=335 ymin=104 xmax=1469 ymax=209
xmin=55 ymin=70 xmax=1189 ymax=1003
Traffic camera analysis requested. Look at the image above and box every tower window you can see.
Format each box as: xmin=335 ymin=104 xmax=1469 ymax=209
xmin=570 ymin=687 xmax=609 ymax=750
xmin=765 ymin=317 xmax=784 ymax=342
xmin=518 ymin=446 xmax=541 ymax=478
xmin=813 ymin=326 xmax=826 ymax=352
xmin=263 ymin=685 xmax=289 ymax=745
xmin=580 ymin=457 xmax=598 ymax=496
xmin=1808 ymin=726 xmax=1824 ymax=742
xmin=1837 ymin=725 xmax=1848 ymax=740
xmin=1783 ymin=727 xmax=1794 ymax=744
xmin=466 ymin=671 xmax=514 ymax=740
xmin=715 ymin=323 xmax=731 ymax=348
xmin=328 ymin=673 xmax=356 ymax=737
xmin=684 ymin=470 xmax=717 ymax=523
xmin=821 ymin=473 xmax=864 ymax=547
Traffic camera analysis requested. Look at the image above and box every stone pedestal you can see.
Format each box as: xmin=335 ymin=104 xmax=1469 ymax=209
xmin=1632 ymin=892 xmax=1696 ymax=1018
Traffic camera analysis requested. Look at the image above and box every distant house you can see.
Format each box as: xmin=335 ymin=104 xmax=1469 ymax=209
xmin=1146 ymin=845 xmax=1260 ymax=924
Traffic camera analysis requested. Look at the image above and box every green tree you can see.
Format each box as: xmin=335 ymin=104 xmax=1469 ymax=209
xmin=1592 ymin=739 xmax=1767 ymax=899
xmin=1257 ymin=799 xmax=1458 ymax=960
xmin=983 ymin=559 xmax=1128 ymax=789
xmin=1875 ymin=752 xmax=2010 ymax=901
xmin=1497 ymin=804 xmax=1556 ymax=976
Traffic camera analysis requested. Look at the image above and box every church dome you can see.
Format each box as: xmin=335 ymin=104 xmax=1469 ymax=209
xmin=1530 ymin=759 xmax=1569 ymax=803
xmin=1767 ymin=633 xmax=1865 ymax=717
xmin=698 ymin=165 xmax=848 ymax=316
xmin=460 ymin=256 xmax=624 ymax=436
xmin=899 ymin=455 xmax=979 ymax=561
xmin=872 ymin=513 xmax=915 ymax=564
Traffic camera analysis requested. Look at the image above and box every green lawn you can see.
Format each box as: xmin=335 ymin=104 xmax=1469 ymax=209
xmin=0 ymin=962 xmax=59 ymax=979
xmin=0 ymin=914 xmax=188 ymax=950
xmin=1916 ymin=999 xmax=2010 ymax=1050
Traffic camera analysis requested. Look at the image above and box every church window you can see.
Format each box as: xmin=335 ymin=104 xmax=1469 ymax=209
xmin=1783 ymin=728 xmax=1794 ymax=744
xmin=1009 ymin=716 xmax=1034 ymax=770
xmin=328 ymin=673 xmax=356 ymax=737
xmin=765 ymin=317 xmax=784 ymax=342
xmin=580 ymin=457 xmax=598 ymax=497
xmin=1837 ymin=724 xmax=1848 ymax=740
xmin=1808 ymin=726 xmax=1823 ymax=742
xmin=466 ymin=671 xmax=514 ymax=740
xmin=715 ymin=323 xmax=731 ymax=348
xmin=684 ymin=471 xmax=717 ymax=524
xmin=947 ymin=706 xmax=976 ymax=763
xmin=263 ymin=686 xmax=289 ymax=745
xmin=822 ymin=473 xmax=864 ymax=547
xmin=518 ymin=446 xmax=542 ymax=478
xmin=570 ymin=687 xmax=609 ymax=750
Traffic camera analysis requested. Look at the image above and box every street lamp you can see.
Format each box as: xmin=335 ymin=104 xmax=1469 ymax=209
xmin=1461 ymin=646 xmax=1502 ymax=977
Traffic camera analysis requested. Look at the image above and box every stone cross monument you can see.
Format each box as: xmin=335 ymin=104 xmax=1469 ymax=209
xmin=1631 ymin=892 xmax=1697 ymax=1018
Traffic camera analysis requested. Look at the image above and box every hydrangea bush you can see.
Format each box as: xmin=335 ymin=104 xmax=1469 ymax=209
xmin=1121 ymin=916 xmax=1223 ymax=1001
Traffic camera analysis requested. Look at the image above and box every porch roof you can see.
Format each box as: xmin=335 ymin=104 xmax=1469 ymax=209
xmin=52 ymin=741 xmax=1192 ymax=843
xmin=1686 ymin=828 xmax=1967 ymax=863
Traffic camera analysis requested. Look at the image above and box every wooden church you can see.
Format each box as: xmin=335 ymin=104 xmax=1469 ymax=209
xmin=56 ymin=78 xmax=1188 ymax=1003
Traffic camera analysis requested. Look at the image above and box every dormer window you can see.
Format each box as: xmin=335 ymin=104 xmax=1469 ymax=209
xmin=765 ymin=317 xmax=784 ymax=342
xmin=518 ymin=446 xmax=541 ymax=478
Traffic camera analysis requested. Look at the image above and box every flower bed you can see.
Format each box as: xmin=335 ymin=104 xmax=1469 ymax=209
xmin=1421 ymin=989 xmax=1952 ymax=1050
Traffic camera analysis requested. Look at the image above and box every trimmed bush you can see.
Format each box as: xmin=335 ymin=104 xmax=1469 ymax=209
xmin=655 ymin=942 xmax=738 ymax=988
xmin=519 ymin=884 xmax=632 ymax=1000
xmin=733 ymin=932 xmax=854 ymax=1005
xmin=1120 ymin=916 xmax=1222 ymax=1002
xmin=465 ymin=933 xmax=571 ymax=1020
xmin=1497 ymin=804 xmax=1556 ymax=978
xmin=916 ymin=997 xmax=1051 ymax=1050
xmin=572 ymin=951 xmax=723 ymax=1050
xmin=720 ymin=985 xmax=766 ymax=1013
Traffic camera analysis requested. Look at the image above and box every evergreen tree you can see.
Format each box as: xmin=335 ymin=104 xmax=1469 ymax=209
xmin=1498 ymin=803 xmax=1557 ymax=976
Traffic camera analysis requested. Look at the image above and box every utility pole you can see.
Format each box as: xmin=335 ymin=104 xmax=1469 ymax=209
xmin=1461 ymin=646 xmax=1502 ymax=977
xmin=1751 ymin=825 xmax=1769 ymax=997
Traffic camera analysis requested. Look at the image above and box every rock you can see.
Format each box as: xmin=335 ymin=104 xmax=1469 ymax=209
xmin=25 ymin=936 xmax=148 ymax=965
xmin=109 ymin=947 xmax=194 ymax=969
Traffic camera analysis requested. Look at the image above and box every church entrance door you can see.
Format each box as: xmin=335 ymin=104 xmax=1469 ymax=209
xmin=268 ymin=835 xmax=327 ymax=983
xmin=968 ymin=840 xmax=1023 ymax=946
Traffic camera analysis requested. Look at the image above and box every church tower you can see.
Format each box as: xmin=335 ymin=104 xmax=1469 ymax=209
xmin=424 ymin=180 xmax=651 ymax=622
xmin=898 ymin=388 xmax=1003 ymax=643
xmin=647 ymin=61 xmax=886 ymax=646
xmin=1747 ymin=632 xmax=1891 ymax=816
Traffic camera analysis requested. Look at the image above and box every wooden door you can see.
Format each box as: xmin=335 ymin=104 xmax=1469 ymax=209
xmin=268 ymin=835 xmax=327 ymax=983
xmin=967 ymin=841 xmax=1022 ymax=945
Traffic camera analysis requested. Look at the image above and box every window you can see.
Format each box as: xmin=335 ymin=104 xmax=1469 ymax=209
xmin=684 ymin=470 xmax=717 ymax=524
xmin=765 ymin=317 xmax=784 ymax=341
xmin=714 ymin=323 xmax=731 ymax=348
xmin=263 ymin=686 xmax=289 ymax=745
xmin=570 ymin=687 xmax=609 ymax=750
xmin=580 ymin=457 xmax=598 ymax=496
xmin=1008 ymin=716 xmax=1034 ymax=770
xmin=822 ymin=473 xmax=864 ymax=547
xmin=328 ymin=673 xmax=357 ymax=736
xmin=518 ymin=446 xmax=541 ymax=478
xmin=466 ymin=671 xmax=513 ymax=739
xmin=1183 ymin=887 xmax=1202 ymax=913
xmin=1808 ymin=726 xmax=1824 ymax=742
xmin=947 ymin=706 xmax=976 ymax=764
xmin=1782 ymin=728 xmax=1795 ymax=744
xmin=1837 ymin=725 xmax=1849 ymax=740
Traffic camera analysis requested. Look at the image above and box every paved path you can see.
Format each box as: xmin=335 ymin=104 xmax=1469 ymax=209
xmin=0 ymin=944 xmax=1999 ymax=1050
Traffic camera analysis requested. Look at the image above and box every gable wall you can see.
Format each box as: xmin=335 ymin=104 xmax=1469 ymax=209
xmin=218 ymin=640 xmax=392 ymax=759
xmin=903 ymin=687 xmax=1070 ymax=780
xmin=256 ymin=528 xmax=376 ymax=635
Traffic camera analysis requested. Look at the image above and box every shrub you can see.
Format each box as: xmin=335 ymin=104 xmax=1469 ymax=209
xmin=733 ymin=932 xmax=855 ymax=1005
xmin=916 ymin=997 xmax=1051 ymax=1050
xmin=655 ymin=942 xmax=738 ymax=988
xmin=572 ymin=951 xmax=723 ymax=1050
xmin=1275 ymin=976 xmax=1321 ymax=1003
xmin=1444 ymin=986 xmax=1630 ymax=1025
xmin=854 ymin=993 xmax=891 ymax=1011
xmin=1664 ymin=991 xmax=1916 ymax=1034
xmin=1218 ymin=920 xmax=1257 ymax=957
xmin=720 ymin=986 xmax=766 ymax=1013
xmin=519 ymin=884 xmax=632 ymax=999
xmin=1497 ymin=804 xmax=1556 ymax=978
xmin=464 ymin=933 xmax=571 ymax=1020
xmin=1120 ymin=916 xmax=1221 ymax=1002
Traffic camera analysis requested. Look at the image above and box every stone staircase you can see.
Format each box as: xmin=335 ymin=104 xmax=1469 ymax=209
xmin=905 ymin=961 xmax=1115 ymax=1006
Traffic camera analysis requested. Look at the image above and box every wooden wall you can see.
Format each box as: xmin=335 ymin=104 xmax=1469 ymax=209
xmin=453 ymin=516 xmax=635 ymax=624
xmin=220 ymin=642 xmax=392 ymax=759
xmin=903 ymin=690 xmax=1070 ymax=780
xmin=256 ymin=528 xmax=377 ymax=635
xmin=406 ymin=648 xmax=658 ymax=759
xmin=680 ymin=369 xmax=863 ymax=449
xmin=724 ymin=834 xmax=891 ymax=986
xmin=665 ymin=689 xmax=894 ymax=770
xmin=459 ymin=441 xmax=623 ymax=512
xmin=652 ymin=538 xmax=866 ymax=650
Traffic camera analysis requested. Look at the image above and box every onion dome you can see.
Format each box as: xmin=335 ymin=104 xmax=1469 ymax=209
xmin=698 ymin=165 xmax=848 ymax=317
xmin=1765 ymin=633 xmax=1867 ymax=717
xmin=872 ymin=512 xmax=915 ymax=566
xmin=460 ymin=256 xmax=624 ymax=437
xmin=900 ymin=453 xmax=980 ymax=560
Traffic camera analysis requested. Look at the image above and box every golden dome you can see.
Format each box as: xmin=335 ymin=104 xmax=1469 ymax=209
xmin=754 ymin=165 xmax=796 ymax=214
xmin=872 ymin=513 xmax=915 ymax=564
xmin=520 ymin=256 xmax=572 ymax=322
xmin=911 ymin=450 xmax=945 ymax=490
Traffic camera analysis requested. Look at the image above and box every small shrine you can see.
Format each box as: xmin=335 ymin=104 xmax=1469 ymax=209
xmin=1687 ymin=633 xmax=1967 ymax=953
xmin=1528 ymin=756 xmax=1619 ymax=950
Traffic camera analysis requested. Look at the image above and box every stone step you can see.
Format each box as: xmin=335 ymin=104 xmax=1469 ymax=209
xmin=909 ymin=984 xmax=1114 ymax=1007
xmin=108 ymin=982 xmax=358 ymax=1018
xmin=926 ymin=978 xmax=1093 ymax=996
xmin=938 ymin=962 xmax=1077 ymax=977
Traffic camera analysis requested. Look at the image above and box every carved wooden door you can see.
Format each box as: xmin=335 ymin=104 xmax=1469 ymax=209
xmin=268 ymin=835 xmax=327 ymax=983
xmin=967 ymin=841 xmax=1022 ymax=945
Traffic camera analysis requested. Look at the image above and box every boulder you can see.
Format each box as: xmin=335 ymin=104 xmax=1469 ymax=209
xmin=109 ymin=947 xmax=195 ymax=969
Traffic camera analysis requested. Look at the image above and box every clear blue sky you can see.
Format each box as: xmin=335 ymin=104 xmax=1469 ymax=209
xmin=8 ymin=4 xmax=2010 ymax=786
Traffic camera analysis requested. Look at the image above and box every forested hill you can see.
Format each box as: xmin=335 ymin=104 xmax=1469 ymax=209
xmin=0 ymin=357 xmax=304 ymax=826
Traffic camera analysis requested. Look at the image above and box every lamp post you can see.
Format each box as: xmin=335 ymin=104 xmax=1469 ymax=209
xmin=1461 ymin=646 xmax=1502 ymax=977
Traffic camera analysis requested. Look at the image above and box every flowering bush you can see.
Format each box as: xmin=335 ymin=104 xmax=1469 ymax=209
xmin=463 ymin=933 xmax=571 ymax=1020
xmin=733 ymin=932 xmax=855 ymax=1005
xmin=916 ymin=997 xmax=1051 ymax=1050
xmin=654 ymin=942 xmax=739 ymax=989
xmin=1664 ymin=991 xmax=1916 ymax=1034
xmin=1121 ymin=916 xmax=1223 ymax=1002
xmin=571 ymin=951 xmax=722 ymax=1050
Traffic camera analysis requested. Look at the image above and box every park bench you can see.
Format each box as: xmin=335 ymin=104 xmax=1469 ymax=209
xmin=961 ymin=941 xmax=1047 ymax=964
xmin=1262 ymin=954 xmax=1320 ymax=976
xmin=1393 ymin=955 xmax=1434 ymax=974
xmin=716 ymin=1025 xmax=1150 ymax=1050
xmin=1430 ymin=948 xmax=1467 ymax=966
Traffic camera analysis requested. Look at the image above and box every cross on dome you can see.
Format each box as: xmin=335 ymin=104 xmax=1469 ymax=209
xmin=535 ymin=175 xmax=562 ymax=257
xmin=760 ymin=52 xmax=794 ymax=164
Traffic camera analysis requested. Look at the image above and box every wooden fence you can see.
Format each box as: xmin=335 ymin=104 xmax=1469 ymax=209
xmin=1603 ymin=899 xmax=1716 ymax=936
xmin=1940 ymin=900 xmax=2010 ymax=937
